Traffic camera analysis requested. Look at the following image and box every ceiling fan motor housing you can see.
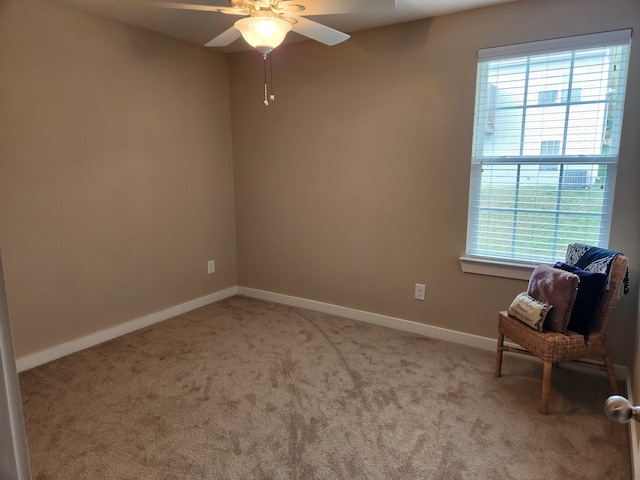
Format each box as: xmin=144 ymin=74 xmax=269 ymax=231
xmin=230 ymin=0 xmax=275 ymax=14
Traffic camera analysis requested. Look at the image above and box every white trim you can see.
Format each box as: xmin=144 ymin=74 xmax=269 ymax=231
xmin=16 ymin=286 xmax=238 ymax=372
xmin=459 ymin=256 xmax=537 ymax=281
xmin=239 ymin=287 xmax=507 ymax=351
xmin=479 ymin=29 xmax=632 ymax=61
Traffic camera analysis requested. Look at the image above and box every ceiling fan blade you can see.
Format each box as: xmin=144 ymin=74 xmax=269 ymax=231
xmin=291 ymin=16 xmax=349 ymax=46
xmin=136 ymin=1 xmax=240 ymax=15
xmin=204 ymin=25 xmax=243 ymax=47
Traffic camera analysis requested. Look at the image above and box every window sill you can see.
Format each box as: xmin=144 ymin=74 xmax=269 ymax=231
xmin=459 ymin=256 xmax=543 ymax=281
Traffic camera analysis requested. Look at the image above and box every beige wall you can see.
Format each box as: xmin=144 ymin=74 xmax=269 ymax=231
xmin=0 ymin=0 xmax=238 ymax=357
xmin=230 ymin=0 xmax=640 ymax=365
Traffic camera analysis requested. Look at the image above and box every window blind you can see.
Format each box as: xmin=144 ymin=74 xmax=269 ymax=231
xmin=466 ymin=30 xmax=632 ymax=263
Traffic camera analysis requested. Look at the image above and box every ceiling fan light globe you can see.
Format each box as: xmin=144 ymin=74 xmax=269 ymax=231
xmin=235 ymin=16 xmax=292 ymax=52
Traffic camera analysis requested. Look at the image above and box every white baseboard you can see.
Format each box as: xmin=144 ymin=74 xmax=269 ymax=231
xmin=17 ymin=284 xmax=628 ymax=384
xmin=237 ymin=287 xmax=501 ymax=351
xmin=237 ymin=286 xmax=627 ymax=381
xmin=16 ymin=286 xmax=238 ymax=372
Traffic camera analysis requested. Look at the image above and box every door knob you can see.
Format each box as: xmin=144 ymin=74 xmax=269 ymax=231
xmin=605 ymin=395 xmax=640 ymax=423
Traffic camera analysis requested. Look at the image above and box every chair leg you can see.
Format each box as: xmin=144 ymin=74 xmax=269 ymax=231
xmin=540 ymin=361 xmax=553 ymax=415
xmin=495 ymin=332 xmax=505 ymax=378
xmin=603 ymin=354 xmax=619 ymax=395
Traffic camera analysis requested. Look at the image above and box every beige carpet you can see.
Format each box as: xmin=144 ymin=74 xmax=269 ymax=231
xmin=19 ymin=296 xmax=630 ymax=479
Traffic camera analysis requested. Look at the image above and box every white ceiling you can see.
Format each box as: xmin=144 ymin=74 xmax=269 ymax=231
xmin=55 ymin=0 xmax=520 ymax=52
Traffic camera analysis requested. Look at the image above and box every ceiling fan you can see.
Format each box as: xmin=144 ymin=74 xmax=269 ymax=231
xmin=140 ymin=0 xmax=355 ymax=56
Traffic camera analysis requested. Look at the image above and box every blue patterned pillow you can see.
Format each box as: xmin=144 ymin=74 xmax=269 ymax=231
xmin=554 ymin=262 xmax=607 ymax=340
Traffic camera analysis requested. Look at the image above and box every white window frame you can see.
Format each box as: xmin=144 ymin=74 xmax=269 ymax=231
xmin=461 ymin=30 xmax=632 ymax=279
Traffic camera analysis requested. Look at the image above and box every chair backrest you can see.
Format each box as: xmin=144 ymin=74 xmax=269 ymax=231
xmin=593 ymin=254 xmax=628 ymax=334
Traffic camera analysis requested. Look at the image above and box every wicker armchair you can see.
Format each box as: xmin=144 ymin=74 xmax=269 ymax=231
xmin=494 ymin=253 xmax=628 ymax=414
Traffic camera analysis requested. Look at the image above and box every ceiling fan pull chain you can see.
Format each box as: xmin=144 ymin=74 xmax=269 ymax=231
xmin=269 ymin=52 xmax=276 ymax=102
xmin=269 ymin=52 xmax=276 ymax=101
xmin=263 ymin=53 xmax=269 ymax=106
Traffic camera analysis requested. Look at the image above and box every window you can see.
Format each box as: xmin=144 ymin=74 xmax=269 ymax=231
xmin=538 ymin=89 xmax=559 ymax=105
xmin=465 ymin=30 xmax=632 ymax=265
xmin=538 ymin=140 xmax=562 ymax=172
xmin=539 ymin=141 xmax=560 ymax=171
xmin=561 ymin=88 xmax=582 ymax=103
xmin=540 ymin=140 xmax=561 ymax=156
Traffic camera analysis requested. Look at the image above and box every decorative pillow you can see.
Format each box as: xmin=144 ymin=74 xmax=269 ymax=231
xmin=554 ymin=262 xmax=607 ymax=339
xmin=527 ymin=264 xmax=579 ymax=333
xmin=508 ymin=292 xmax=552 ymax=331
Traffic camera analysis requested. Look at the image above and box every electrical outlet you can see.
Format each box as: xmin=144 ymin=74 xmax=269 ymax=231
xmin=207 ymin=260 xmax=215 ymax=274
xmin=414 ymin=283 xmax=426 ymax=301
